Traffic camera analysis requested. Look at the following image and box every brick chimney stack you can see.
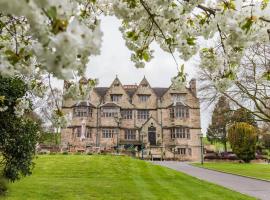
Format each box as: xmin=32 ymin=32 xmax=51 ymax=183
xmin=189 ymin=78 xmax=196 ymax=96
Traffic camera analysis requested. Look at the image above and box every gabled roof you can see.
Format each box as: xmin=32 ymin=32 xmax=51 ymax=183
xmin=93 ymin=87 xmax=169 ymax=98
xmin=72 ymin=101 xmax=96 ymax=108
xmin=100 ymin=102 xmax=120 ymax=107
xmin=140 ymin=116 xmax=162 ymax=129
xmin=94 ymin=87 xmax=108 ymax=97
xmin=152 ymin=88 xmax=168 ymax=98
xmin=167 ymin=101 xmax=190 ymax=108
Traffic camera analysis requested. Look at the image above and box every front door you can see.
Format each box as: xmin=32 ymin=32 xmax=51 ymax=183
xmin=148 ymin=127 xmax=156 ymax=145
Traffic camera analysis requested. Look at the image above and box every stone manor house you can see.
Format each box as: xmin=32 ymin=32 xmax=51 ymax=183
xmin=61 ymin=76 xmax=202 ymax=161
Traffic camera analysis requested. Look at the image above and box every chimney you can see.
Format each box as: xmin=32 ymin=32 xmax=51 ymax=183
xmin=189 ymin=78 xmax=196 ymax=95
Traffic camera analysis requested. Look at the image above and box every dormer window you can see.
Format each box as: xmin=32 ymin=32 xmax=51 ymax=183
xmin=171 ymin=93 xmax=185 ymax=102
xmin=138 ymin=94 xmax=150 ymax=102
xmin=142 ymin=83 xmax=148 ymax=87
xmin=111 ymin=94 xmax=122 ymax=102
xmin=73 ymin=107 xmax=92 ymax=117
xmin=102 ymin=107 xmax=119 ymax=117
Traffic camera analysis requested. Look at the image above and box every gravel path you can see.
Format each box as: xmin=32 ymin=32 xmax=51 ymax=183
xmin=154 ymin=161 xmax=270 ymax=200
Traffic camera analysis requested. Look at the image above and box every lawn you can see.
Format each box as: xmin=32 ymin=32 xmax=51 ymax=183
xmin=192 ymin=162 xmax=270 ymax=181
xmin=2 ymin=155 xmax=254 ymax=200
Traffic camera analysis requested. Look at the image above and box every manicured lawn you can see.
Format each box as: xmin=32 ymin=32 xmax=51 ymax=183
xmin=192 ymin=162 xmax=270 ymax=181
xmin=2 ymin=155 xmax=254 ymax=200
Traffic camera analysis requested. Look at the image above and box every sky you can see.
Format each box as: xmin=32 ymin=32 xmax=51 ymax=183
xmin=55 ymin=16 xmax=213 ymax=133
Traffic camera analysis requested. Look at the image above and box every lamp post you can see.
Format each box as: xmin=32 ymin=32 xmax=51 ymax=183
xmin=141 ymin=131 xmax=145 ymax=160
xmin=114 ymin=115 xmax=121 ymax=154
xmin=199 ymin=134 xmax=204 ymax=165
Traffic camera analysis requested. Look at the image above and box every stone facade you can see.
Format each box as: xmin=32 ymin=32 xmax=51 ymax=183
xmin=61 ymin=76 xmax=202 ymax=161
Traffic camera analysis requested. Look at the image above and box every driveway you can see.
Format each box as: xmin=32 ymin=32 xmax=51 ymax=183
xmin=154 ymin=161 xmax=270 ymax=200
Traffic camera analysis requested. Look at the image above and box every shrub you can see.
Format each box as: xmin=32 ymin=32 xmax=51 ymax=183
xmin=262 ymin=134 xmax=270 ymax=150
xmin=49 ymin=152 xmax=56 ymax=155
xmin=228 ymin=122 xmax=257 ymax=163
xmin=62 ymin=151 xmax=68 ymax=155
xmin=0 ymin=177 xmax=8 ymax=195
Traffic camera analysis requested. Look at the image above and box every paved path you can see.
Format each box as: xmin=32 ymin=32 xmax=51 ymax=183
xmin=154 ymin=161 xmax=270 ymax=200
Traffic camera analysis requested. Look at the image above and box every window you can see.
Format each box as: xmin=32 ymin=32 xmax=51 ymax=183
xmin=111 ymin=94 xmax=122 ymax=102
xmin=73 ymin=127 xmax=92 ymax=138
xmin=73 ymin=107 xmax=92 ymax=117
xmin=102 ymin=107 xmax=119 ymax=117
xmin=102 ymin=129 xmax=116 ymax=138
xmin=177 ymin=148 xmax=186 ymax=155
xmin=170 ymin=106 xmax=189 ymax=118
xmin=171 ymin=127 xmax=190 ymax=139
xmin=138 ymin=95 xmax=150 ymax=102
xmin=188 ymin=148 xmax=192 ymax=156
xmin=121 ymin=109 xmax=133 ymax=119
xmin=137 ymin=110 xmax=149 ymax=120
xmin=86 ymin=128 xmax=92 ymax=138
xmin=187 ymin=129 xmax=190 ymax=139
xmin=74 ymin=127 xmax=81 ymax=137
xmin=171 ymin=94 xmax=185 ymax=102
xmin=124 ymin=129 xmax=136 ymax=140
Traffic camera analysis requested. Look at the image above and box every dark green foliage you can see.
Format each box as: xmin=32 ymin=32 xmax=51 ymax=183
xmin=207 ymin=96 xmax=231 ymax=152
xmin=231 ymin=108 xmax=257 ymax=127
xmin=39 ymin=132 xmax=60 ymax=145
xmin=262 ymin=134 xmax=270 ymax=150
xmin=0 ymin=76 xmax=39 ymax=182
xmin=0 ymin=177 xmax=8 ymax=195
xmin=228 ymin=122 xmax=257 ymax=163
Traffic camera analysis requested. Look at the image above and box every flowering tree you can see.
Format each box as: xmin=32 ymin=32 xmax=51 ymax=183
xmin=200 ymin=44 xmax=270 ymax=122
xmin=0 ymin=0 xmax=270 ymax=121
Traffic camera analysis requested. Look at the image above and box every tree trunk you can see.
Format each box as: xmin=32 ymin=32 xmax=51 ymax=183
xmin=224 ymin=141 xmax=227 ymax=152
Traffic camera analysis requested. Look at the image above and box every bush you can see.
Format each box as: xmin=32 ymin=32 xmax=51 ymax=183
xmin=87 ymin=152 xmax=93 ymax=155
xmin=62 ymin=151 xmax=68 ymax=155
xmin=204 ymin=152 xmax=220 ymax=160
xmin=228 ymin=122 xmax=257 ymax=163
xmin=0 ymin=177 xmax=8 ymax=195
xmin=49 ymin=152 xmax=56 ymax=155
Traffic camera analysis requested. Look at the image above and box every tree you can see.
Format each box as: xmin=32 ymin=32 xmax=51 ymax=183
xmin=231 ymin=108 xmax=257 ymax=127
xmin=228 ymin=122 xmax=258 ymax=163
xmin=0 ymin=1 xmax=270 ymax=116
xmin=200 ymin=44 xmax=270 ymax=122
xmin=207 ymin=96 xmax=231 ymax=152
xmin=0 ymin=76 xmax=39 ymax=182
xmin=262 ymin=134 xmax=270 ymax=150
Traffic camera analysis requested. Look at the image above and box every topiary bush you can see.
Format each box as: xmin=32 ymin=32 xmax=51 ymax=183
xmin=228 ymin=122 xmax=257 ymax=163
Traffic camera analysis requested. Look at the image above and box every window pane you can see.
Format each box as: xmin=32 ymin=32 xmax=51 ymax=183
xmin=137 ymin=110 xmax=149 ymax=119
xmin=138 ymin=95 xmax=150 ymax=102
xmin=121 ymin=109 xmax=133 ymax=119
xmin=124 ymin=129 xmax=136 ymax=140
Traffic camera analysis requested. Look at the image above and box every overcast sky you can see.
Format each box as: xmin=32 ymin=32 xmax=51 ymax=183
xmin=55 ymin=16 xmax=213 ymax=133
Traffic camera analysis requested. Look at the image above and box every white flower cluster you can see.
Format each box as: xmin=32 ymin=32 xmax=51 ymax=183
xmin=0 ymin=0 xmax=102 ymax=79
xmin=14 ymin=97 xmax=30 ymax=117
xmin=0 ymin=0 xmax=269 ymax=94
xmin=51 ymin=111 xmax=72 ymax=128
xmin=64 ymin=78 xmax=98 ymax=101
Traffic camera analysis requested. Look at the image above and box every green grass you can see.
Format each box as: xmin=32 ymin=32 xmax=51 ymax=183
xmin=192 ymin=162 xmax=270 ymax=181
xmin=2 ymin=155 xmax=254 ymax=200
